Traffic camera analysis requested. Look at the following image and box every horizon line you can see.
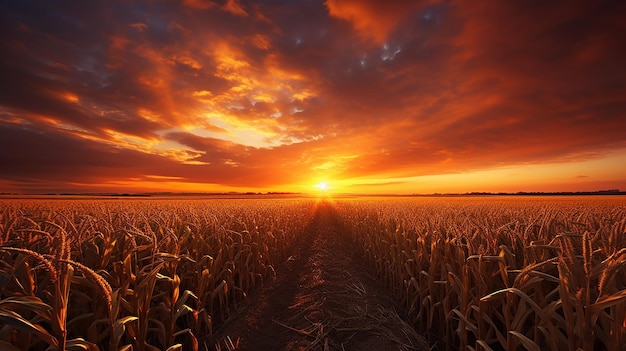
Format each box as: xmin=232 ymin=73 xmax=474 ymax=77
xmin=1 ymin=189 xmax=623 ymax=197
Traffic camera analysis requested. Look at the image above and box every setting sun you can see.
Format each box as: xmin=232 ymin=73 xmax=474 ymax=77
xmin=316 ymin=182 xmax=328 ymax=192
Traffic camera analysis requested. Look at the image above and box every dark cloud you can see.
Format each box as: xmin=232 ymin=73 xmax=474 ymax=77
xmin=0 ymin=121 xmax=158 ymax=183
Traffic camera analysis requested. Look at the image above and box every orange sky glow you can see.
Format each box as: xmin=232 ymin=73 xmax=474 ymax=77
xmin=0 ymin=0 xmax=625 ymax=194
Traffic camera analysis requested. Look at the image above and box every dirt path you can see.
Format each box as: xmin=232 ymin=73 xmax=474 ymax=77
xmin=212 ymin=201 xmax=428 ymax=351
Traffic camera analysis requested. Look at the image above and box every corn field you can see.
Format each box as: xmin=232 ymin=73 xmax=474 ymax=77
xmin=335 ymin=196 xmax=626 ymax=351
xmin=0 ymin=198 xmax=313 ymax=351
xmin=1 ymin=196 xmax=625 ymax=351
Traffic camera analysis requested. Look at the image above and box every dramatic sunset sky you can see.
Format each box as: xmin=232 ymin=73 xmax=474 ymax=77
xmin=1 ymin=1 xmax=625 ymax=194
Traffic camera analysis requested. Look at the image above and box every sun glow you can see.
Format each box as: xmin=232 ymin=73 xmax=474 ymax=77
xmin=316 ymin=181 xmax=328 ymax=192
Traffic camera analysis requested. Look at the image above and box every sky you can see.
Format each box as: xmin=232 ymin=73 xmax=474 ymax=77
xmin=0 ymin=0 xmax=625 ymax=194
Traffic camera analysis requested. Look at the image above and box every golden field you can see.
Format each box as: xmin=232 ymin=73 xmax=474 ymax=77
xmin=336 ymin=196 xmax=626 ymax=351
xmin=0 ymin=196 xmax=624 ymax=351
xmin=0 ymin=198 xmax=314 ymax=351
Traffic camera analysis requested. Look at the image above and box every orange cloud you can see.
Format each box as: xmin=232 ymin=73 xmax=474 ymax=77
xmin=182 ymin=0 xmax=216 ymax=10
xmin=325 ymin=0 xmax=425 ymax=43
xmin=1 ymin=0 xmax=625 ymax=194
xmin=223 ymin=0 xmax=248 ymax=17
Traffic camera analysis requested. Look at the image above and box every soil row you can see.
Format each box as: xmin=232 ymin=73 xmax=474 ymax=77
xmin=212 ymin=201 xmax=429 ymax=351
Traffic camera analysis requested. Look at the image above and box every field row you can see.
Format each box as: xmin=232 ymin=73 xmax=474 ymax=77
xmin=0 ymin=199 xmax=314 ymax=351
xmin=336 ymin=197 xmax=626 ymax=351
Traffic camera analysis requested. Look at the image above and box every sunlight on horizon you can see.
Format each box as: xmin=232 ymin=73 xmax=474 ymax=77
xmin=316 ymin=181 xmax=328 ymax=192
